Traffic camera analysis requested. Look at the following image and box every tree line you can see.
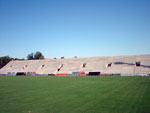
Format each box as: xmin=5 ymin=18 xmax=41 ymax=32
xmin=27 ymin=51 xmax=44 ymax=60
xmin=0 ymin=51 xmax=44 ymax=69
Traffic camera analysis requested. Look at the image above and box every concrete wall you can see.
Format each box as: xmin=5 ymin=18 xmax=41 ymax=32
xmin=0 ymin=54 xmax=150 ymax=75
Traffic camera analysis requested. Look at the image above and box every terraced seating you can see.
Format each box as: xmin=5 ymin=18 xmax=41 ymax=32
xmin=0 ymin=55 xmax=150 ymax=75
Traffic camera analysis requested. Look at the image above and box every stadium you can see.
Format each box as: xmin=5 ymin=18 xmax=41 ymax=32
xmin=0 ymin=55 xmax=150 ymax=113
xmin=0 ymin=54 xmax=150 ymax=76
xmin=0 ymin=0 xmax=150 ymax=113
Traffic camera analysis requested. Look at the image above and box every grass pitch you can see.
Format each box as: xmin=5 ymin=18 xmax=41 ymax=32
xmin=0 ymin=76 xmax=150 ymax=113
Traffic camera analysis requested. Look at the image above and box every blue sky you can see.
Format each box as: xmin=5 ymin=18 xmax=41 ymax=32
xmin=0 ymin=0 xmax=149 ymax=59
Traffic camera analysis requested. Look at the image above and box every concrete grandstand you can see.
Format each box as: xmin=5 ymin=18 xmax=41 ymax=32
xmin=0 ymin=54 xmax=150 ymax=76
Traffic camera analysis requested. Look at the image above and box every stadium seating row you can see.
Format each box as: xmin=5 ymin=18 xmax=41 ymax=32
xmin=0 ymin=55 xmax=150 ymax=76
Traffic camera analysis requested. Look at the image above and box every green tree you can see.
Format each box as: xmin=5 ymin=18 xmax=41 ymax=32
xmin=34 ymin=51 xmax=44 ymax=59
xmin=27 ymin=53 xmax=34 ymax=60
xmin=0 ymin=56 xmax=13 ymax=69
xmin=27 ymin=51 xmax=44 ymax=60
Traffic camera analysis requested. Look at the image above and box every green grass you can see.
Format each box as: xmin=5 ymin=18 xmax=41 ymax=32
xmin=0 ymin=76 xmax=150 ymax=113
